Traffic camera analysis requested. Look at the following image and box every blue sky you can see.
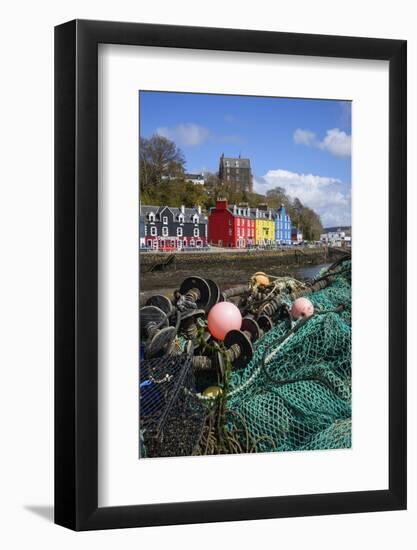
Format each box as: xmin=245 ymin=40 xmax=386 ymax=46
xmin=139 ymin=91 xmax=352 ymax=227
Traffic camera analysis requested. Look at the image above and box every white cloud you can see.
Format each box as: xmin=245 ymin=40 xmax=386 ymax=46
xmin=319 ymin=128 xmax=351 ymax=157
xmin=156 ymin=123 xmax=244 ymax=147
xmin=254 ymin=168 xmax=351 ymax=227
xmin=293 ymin=128 xmax=316 ymax=146
xmin=156 ymin=123 xmax=210 ymax=147
xmin=293 ymin=127 xmax=351 ymax=157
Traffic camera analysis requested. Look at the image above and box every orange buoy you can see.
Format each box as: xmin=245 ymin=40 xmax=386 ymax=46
xmin=252 ymin=272 xmax=270 ymax=286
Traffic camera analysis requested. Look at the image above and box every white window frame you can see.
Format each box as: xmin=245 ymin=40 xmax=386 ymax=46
xmin=162 ymin=226 xmax=168 ymax=237
xmin=148 ymin=212 xmax=155 ymax=222
xmin=150 ymin=226 xmax=157 ymax=236
xmin=177 ymin=227 xmax=183 ymax=237
xmin=163 ymin=216 xmax=168 ymax=225
xmin=193 ymin=215 xmax=199 ymax=224
xmin=194 ymin=228 xmax=199 ymax=237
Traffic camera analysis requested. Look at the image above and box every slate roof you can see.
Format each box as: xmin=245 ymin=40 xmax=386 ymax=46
xmin=140 ymin=204 xmax=207 ymax=222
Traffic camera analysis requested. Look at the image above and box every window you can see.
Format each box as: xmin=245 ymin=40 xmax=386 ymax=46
xmin=190 ymin=239 xmax=195 ymax=247
xmin=196 ymin=240 xmax=202 ymax=248
xmin=178 ymin=214 xmax=184 ymax=223
xmin=147 ymin=239 xmax=152 ymax=247
xmin=162 ymin=227 xmax=168 ymax=237
xmin=163 ymin=216 xmax=168 ymax=225
xmin=177 ymin=227 xmax=183 ymax=237
xmin=194 ymin=228 xmax=199 ymax=237
xmin=150 ymin=226 xmax=157 ymax=236
xmin=193 ymin=215 xmax=199 ymax=224
xmin=148 ymin=212 xmax=155 ymax=222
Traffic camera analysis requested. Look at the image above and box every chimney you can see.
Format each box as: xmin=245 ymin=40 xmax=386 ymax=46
xmin=216 ymin=197 xmax=228 ymax=210
xmin=197 ymin=205 xmax=201 ymax=214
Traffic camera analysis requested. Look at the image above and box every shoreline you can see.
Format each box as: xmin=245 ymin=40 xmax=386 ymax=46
xmin=139 ymin=252 xmax=342 ymax=299
xmin=140 ymin=246 xmax=348 ymax=269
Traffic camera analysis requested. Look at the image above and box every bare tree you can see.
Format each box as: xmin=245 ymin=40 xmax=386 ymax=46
xmin=139 ymin=135 xmax=185 ymax=192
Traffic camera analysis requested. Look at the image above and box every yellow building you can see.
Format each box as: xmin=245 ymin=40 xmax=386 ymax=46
xmin=255 ymin=206 xmax=275 ymax=246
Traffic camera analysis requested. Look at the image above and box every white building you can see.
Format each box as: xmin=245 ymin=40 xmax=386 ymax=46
xmin=320 ymin=229 xmax=351 ymax=247
xmin=185 ymin=173 xmax=205 ymax=185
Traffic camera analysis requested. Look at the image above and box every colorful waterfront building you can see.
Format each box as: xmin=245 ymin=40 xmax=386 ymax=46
xmin=140 ymin=204 xmax=208 ymax=251
xmin=208 ymin=199 xmax=256 ymax=248
xmin=274 ymin=204 xmax=292 ymax=244
xmin=254 ymin=204 xmax=275 ymax=246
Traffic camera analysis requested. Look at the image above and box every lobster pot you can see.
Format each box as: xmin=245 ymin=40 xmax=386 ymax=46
xmin=139 ymin=353 xmax=207 ymax=458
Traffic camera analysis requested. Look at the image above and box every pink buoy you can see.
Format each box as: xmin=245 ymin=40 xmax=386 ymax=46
xmin=208 ymin=302 xmax=242 ymax=341
xmin=291 ymin=297 xmax=314 ymax=320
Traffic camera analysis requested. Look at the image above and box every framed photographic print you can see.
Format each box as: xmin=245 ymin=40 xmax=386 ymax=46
xmin=55 ymin=20 xmax=407 ymax=530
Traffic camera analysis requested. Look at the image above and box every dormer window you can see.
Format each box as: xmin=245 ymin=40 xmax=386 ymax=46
xmin=163 ymin=216 xmax=168 ymax=225
xmin=193 ymin=215 xmax=199 ymax=224
xmin=148 ymin=212 xmax=155 ymax=222
xmin=178 ymin=214 xmax=184 ymax=223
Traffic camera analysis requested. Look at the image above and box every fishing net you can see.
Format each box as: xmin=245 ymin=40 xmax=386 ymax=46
xmin=139 ymin=353 xmax=207 ymax=457
xmin=226 ymin=260 xmax=352 ymax=452
xmin=140 ymin=258 xmax=352 ymax=457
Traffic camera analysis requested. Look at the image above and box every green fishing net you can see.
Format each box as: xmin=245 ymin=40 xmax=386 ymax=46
xmin=226 ymin=260 xmax=352 ymax=452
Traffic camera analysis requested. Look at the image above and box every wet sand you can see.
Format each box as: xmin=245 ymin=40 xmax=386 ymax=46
xmin=140 ymin=260 xmax=331 ymax=304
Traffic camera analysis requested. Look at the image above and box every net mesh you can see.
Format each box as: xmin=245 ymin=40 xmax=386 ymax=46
xmin=226 ymin=261 xmax=352 ymax=452
xmin=139 ymin=353 xmax=207 ymax=457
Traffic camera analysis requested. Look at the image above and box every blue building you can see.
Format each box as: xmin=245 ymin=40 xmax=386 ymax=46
xmin=274 ymin=204 xmax=292 ymax=244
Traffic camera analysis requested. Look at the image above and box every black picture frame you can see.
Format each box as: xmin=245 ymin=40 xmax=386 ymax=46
xmin=55 ymin=19 xmax=407 ymax=531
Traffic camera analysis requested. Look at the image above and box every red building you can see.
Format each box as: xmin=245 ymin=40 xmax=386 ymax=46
xmin=208 ymin=198 xmax=256 ymax=248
